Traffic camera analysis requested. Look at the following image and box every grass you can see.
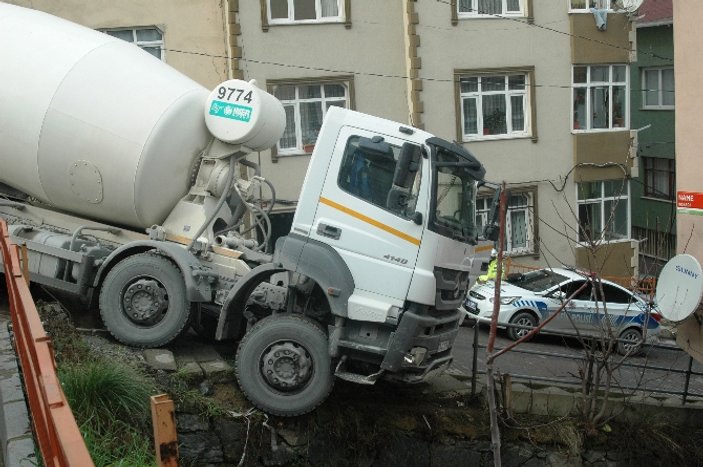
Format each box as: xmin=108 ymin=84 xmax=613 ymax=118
xmin=35 ymin=300 xmax=158 ymax=466
xmin=59 ymin=360 xmax=157 ymax=467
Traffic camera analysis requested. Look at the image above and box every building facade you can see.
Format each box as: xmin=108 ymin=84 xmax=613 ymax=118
xmin=4 ymin=0 xmax=647 ymax=277
xmin=629 ymin=0 xmax=675 ymax=279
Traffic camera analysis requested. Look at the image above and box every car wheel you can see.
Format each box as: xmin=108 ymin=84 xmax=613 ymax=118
xmin=235 ymin=314 xmax=333 ymax=417
xmin=617 ymin=328 xmax=643 ymax=355
xmin=507 ymin=311 xmax=537 ymax=341
xmin=99 ymin=253 xmax=191 ymax=347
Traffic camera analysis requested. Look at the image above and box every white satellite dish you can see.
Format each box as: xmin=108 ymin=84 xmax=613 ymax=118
xmin=655 ymin=254 xmax=703 ymax=322
xmin=619 ymin=0 xmax=644 ymax=13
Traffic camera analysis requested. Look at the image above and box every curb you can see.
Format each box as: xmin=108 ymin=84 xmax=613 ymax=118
xmin=0 ymin=312 xmax=37 ymax=466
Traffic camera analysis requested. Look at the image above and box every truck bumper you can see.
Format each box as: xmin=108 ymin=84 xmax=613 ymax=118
xmin=380 ymin=304 xmax=461 ymax=381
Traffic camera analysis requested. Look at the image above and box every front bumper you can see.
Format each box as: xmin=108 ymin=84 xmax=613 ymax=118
xmin=380 ymin=304 xmax=461 ymax=381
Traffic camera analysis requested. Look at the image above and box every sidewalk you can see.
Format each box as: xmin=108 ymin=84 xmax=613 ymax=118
xmin=0 ymin=301 xmax=37 ymax=466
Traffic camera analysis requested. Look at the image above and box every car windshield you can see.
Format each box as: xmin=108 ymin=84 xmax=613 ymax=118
xmin=507 ymin=269 xmax=569 ymax=292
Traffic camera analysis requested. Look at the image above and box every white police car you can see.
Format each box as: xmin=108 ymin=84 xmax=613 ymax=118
xmin=463 ymin=267 xmax=662 ymax=354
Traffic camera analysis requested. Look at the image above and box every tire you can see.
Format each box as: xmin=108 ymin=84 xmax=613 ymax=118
xmin=99 ymin=253 xmax=191 ymax=347
xmin=235 ymin=314 xmax=333 ymax=417
xmin=616 ymin=328 xmax=643 ymax=355
xmin=507 ymin=311 xmax=537 ymax=341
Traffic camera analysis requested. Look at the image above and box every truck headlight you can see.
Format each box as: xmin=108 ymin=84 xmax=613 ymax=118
xmin=489 ymin=296 xmax=520 ymax=305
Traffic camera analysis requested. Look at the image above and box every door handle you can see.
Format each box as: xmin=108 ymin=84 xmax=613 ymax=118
xmin=317 ymin=223 xmax=342 ymax=240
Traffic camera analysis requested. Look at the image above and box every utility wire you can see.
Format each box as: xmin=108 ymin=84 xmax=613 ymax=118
xmin=163 ymin=47 xmax=672 ymax=95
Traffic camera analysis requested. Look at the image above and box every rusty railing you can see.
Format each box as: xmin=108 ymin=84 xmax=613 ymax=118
xmin=0 ymin=219 xmax=94 ymax=466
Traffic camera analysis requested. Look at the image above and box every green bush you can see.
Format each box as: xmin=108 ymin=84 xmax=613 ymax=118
xmin=59 ymin=360 xmax=156 ymax=466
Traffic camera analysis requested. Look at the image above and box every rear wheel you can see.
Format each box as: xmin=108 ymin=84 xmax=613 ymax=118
xmin=507 ymin=311 xmax=537 ymax=341
xmin=99 ymin=253 xmax=190 ymax=347
xmin=235 ymin=314 xmax=333 ymax=416
xmin=616 ymin=328 xmax=643 ymax=355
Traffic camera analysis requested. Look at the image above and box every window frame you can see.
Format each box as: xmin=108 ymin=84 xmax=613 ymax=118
xmin=267 ymin=76 xmax=354 ymax=161
xmin=261 ymin=0 xmax=349 ymax=29
xmin=476 ymin=187 xmax=537 ymax=256
xmin=572 ymin=64 xmax=629 ymax=132
xmin=457 ymin=0 xmax=526 ymax=18
xmin=576 ymin=180 xmax=631 ymax=244
xmin=454 ymin=67 xmax=535 ymax=142
xmin=568 ymin=0 xmax=613 ymax=13
xmin=102 ymin=27 xmax=164 ymax=60
xmin=642 ymin=157 xmax=675 ymax=201
xmin=641 ymin=66 xmax=675 ymax=110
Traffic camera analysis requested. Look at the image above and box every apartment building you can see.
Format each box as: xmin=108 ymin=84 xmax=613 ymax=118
xmin=629 ymin=0 xmax=675 ymax=277
xmin=4 ymin=0 xmax=644 ymax=277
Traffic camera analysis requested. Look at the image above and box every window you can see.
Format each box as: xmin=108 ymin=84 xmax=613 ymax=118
xmin=458 ymin=0 xmax=525 ymax=17
xmin=459 ymin=73 xmax=530 ymax=140
xmin=268 ymin=0 xmax=343 ymax=24
xmin=338 ymin=136 xmax=421 ymax=219
xmin=572 ymin=65 xmax=628 ymax=131
xmin=577 ymin=180 xmax=630 ymax=242
xmin=476 ymin=190 xmax=536 ymax=255
xmin=643 ymin=157 xmax=675 ymax=201
xmin=642 ymin=67 xmax=675 ymax=109
xmin=569 ymin=0 xmax=612 ymax=12
xmin=271 ymin=79 xmax=350 ymax=155
xmin=104 ymin=28 xmax=164 ymax=60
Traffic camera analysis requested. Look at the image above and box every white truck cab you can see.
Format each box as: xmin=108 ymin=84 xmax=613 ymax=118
xmin=219 ymin=107 xmax=486 ymax=414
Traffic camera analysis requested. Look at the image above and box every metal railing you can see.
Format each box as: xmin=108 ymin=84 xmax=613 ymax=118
xmin=467 ymin=319 xmax=703 ymax=405
xmin=0 ymin=219 xmax=94 ymax=466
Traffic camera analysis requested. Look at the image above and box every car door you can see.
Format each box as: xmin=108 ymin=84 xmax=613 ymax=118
xmin=309 ymin=127 xmax=424 ymax=319
xmin=595 ymin=283 xmax=642 ymax=336
xmin=549 ymin=280 xmax=598 ymax=336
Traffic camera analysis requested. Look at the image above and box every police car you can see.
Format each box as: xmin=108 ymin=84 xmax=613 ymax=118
xmin=463 ymin=267 xmax=662 ymax=354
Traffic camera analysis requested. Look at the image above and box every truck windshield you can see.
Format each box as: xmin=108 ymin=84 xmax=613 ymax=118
xmin=426 ymin=138 xmax=485 ymax=244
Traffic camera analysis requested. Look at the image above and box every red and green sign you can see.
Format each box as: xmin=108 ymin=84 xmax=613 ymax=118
xmin=678 ymin=191 xmax=703 ymax=215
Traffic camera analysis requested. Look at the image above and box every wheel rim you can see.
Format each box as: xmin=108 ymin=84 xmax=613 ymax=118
xmin=514 ymin=316 xmax=533 ymax=338
xmin=260 ymin=340 xmax=313 ymax=393
xmin=121 ymin=278 xmax=168 ymax=326
xmin=621 ymin=331 xmax=640 ymax=353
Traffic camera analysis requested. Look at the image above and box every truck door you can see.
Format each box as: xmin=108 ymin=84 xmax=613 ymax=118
xmin=310 ymin=127 xmax=424 ymax=321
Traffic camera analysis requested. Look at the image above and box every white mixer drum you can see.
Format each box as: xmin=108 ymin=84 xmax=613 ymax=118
xmin=0 ymin=3 xmax=211 ymax=229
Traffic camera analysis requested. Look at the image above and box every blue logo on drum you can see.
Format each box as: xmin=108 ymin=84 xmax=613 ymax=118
xmin=209 ymin=100 xmax=253 ymax=122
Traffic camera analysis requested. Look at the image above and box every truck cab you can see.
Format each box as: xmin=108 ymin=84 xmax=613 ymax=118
xmin=225 ymin=107 xmax=486 ymax=415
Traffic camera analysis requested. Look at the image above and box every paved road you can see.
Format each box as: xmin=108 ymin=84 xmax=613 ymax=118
xmin=451 ymin=322 xmax=703 ymax=401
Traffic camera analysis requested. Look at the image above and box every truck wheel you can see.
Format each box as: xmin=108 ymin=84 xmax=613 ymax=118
xmin=507 ymin=311 xmax=537 ymax=341
xmin=99 ymin=253 xmax=190 ymax=347
xmin=616 ymin=328 xmax=642 ymax=355
xmin=235 ymin=314 xmax=333 ymax=417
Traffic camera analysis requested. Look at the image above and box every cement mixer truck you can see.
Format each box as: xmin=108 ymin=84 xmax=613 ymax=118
xmin=0 ymin=3 xmax=488 ymax=416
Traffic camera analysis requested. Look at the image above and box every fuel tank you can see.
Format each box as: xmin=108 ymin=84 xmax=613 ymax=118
xmin=0 ymin=3 xmax=212 ymax=229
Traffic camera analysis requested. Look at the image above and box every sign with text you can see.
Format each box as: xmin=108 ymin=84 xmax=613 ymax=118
xmin=677 ymin=191 xmax=703 ymax=210
xmin=678 ymin=191 xmax=703 ymax=216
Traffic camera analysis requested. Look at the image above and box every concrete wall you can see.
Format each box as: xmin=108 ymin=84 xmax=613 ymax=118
xmin=673 ymin=0 xmax=703 ymax=362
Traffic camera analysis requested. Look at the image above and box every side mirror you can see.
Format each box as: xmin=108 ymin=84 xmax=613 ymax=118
xmin=552 ymin=290 xmax=566 ymax=300
xmin=393 ymin=142 xmax=422 ymax=189
xmin=386 ymin=142 xmax=422 ymax=213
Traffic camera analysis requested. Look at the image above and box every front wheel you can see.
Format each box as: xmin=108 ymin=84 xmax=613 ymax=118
xmin=99 ymin=253 xmax=191 ymax=347
xmin=235 ymin=314 xmax=333 ymax=417
xmin=616 ymin=328 xmax=643 ymax=355
xmin=507 ymin=311 xmax=537 ymax=341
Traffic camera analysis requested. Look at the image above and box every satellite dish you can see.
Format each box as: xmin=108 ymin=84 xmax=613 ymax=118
xmin=616 ymin=0 xmax=644 ymax=13
xmin=655 ymin=254 xmax=703 ymax=322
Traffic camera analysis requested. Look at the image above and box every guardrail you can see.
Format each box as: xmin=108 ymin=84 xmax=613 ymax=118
xmin=0 ymin=219 xmax=94 ymax=466
xmin=466 ymin=319 xmax=703 ymax=404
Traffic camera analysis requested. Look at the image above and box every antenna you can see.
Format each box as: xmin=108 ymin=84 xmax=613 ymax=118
xmin=655 ymin=254 xmax=703 ymax=322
